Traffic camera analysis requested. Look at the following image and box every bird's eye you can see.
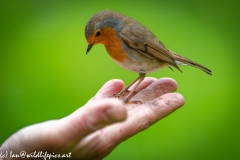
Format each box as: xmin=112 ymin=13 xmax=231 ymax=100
xmin=95 ymin=31 xmax=101 ymax=37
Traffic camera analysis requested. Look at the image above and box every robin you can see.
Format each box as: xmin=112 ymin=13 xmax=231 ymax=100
xmin=85 ymin=10 xmax=212 ymax=103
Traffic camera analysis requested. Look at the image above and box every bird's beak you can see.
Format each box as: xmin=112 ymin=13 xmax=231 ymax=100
xmin=86 ymin=43 xmax=93 ymax=54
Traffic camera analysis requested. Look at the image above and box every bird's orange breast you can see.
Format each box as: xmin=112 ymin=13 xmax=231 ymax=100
xmin=101 ymin=27 xmax=130 ymax=62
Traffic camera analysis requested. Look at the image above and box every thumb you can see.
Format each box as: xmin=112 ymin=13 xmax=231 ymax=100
xmin=60 ymin=99 xmax=127 ymax=140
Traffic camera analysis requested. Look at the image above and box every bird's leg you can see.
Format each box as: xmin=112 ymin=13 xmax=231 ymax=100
xmin=113 ymin=75 xmax=140 ymax=98
xmin=122 ymin=73 xmax=146 ymax=103
xmin=113 ymin=73 xmax=146 ymax=103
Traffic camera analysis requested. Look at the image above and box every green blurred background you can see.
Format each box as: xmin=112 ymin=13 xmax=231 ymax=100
xmin=0 ymin=0 xmax=239 ymax=159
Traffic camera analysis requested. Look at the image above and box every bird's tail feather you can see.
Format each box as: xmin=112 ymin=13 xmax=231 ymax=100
xmin=170 ymin=50 xmax=212 ymax=75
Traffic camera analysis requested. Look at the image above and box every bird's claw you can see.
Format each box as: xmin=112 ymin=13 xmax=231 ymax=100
xmin=112 ymin=90 xmax=141 ymax=104
xmin=113 ymin=89 xmax=130 ymax=98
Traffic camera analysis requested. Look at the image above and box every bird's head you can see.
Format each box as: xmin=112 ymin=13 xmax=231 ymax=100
xmin=85 ymin=10 xmax=123 ymax=54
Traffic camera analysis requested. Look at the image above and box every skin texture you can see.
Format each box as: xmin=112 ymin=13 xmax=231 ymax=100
xmin=0 ymin=78 xmax=185 ymax=160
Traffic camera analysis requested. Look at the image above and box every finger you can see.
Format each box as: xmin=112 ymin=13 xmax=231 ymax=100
xmin=117 ymin=93 xmax=185 ymax=138
xmin=130 ymin=77 xmax=178 ymax=103
xmin=58 ymin=99 xmax=127 ymax=143
xmin=94 ymin=77 xmax=156 ymax=100
xmin=115 ymin=93 xmax=184 ymax=141
xmin=118 ymin=77 xmax=157 ymax=101
xmin=129 ymin=77 xmax=157 ymax=92
xmin=147 ymin=93 xmax=185 ymax=119
xmin=95 ymin=79 xmax=124 ymax=98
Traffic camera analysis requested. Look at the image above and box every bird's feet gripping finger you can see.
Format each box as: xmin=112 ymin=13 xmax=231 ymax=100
xmin=113 ymin=90 xmax=141 ymax=104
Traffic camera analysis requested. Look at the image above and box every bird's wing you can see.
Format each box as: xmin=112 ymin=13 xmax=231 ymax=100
xmin=120 ymin=27 xmax=181 ymax=72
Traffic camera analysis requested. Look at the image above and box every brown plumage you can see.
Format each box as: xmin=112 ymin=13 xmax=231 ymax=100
xmin=169 ymin=50 xmax=212 ymax=75
xmin=85 ymin=10 xmax=212 ymax=103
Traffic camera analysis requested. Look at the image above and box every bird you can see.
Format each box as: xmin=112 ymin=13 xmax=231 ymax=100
xmin=85 ymin=10 xmax=212 ymax=103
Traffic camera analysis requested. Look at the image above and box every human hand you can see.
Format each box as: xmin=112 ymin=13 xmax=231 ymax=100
xmin=0 ymin=77 xmax=184 ymax=160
